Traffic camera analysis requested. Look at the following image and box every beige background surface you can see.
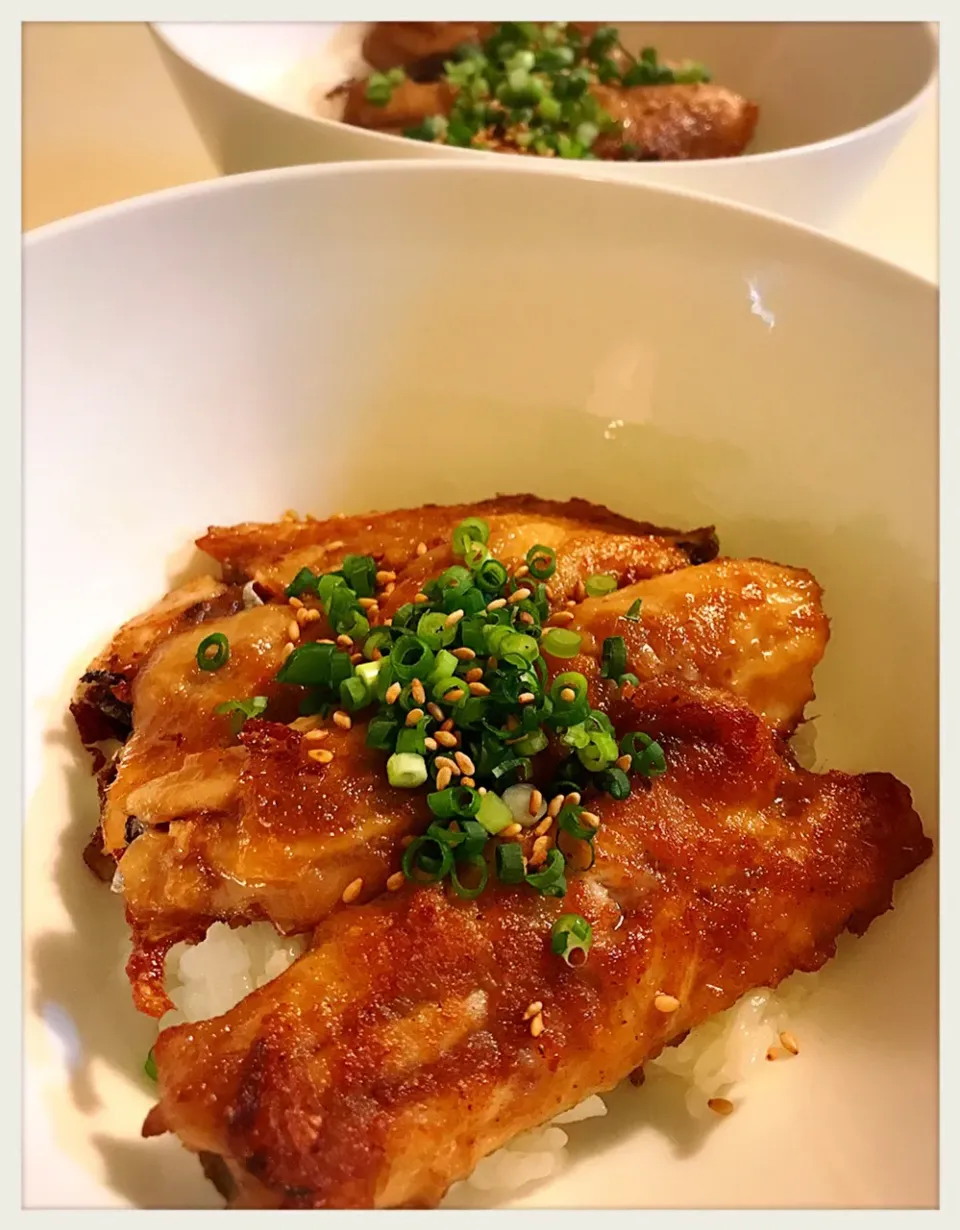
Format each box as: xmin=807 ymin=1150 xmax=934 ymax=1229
xmin=21 ymin=21 xmax=939 ymax=282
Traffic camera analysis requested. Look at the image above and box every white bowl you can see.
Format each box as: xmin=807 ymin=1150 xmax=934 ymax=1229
xmin=151 ymin=21 xmax=938 ymax=229
xmin=23 ymin=162 xmax=937 ymax=1210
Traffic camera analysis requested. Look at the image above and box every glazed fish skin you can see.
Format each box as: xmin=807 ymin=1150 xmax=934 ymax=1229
xmin=591 ymin=82 xmax=759 ymax=160
xmin=195 ymin=495 xmax=718 ymax=592
xmin=107 ymin=555 xmax=825 ymax=1014
xmin=145 ymin=679 xmax=931 ymax=1209
xmin=568 ymin=557 xmax=829 ymax=734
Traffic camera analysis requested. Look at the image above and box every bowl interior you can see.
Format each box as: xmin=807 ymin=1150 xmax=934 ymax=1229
xmin=23 ymin=164 xmax=938 ymax=1209
xmin=157 ymin=21 xmax=937 ymax=156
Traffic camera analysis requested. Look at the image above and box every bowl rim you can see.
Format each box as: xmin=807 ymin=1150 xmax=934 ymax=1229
xmin=22 ymin=157 xmax=939 ymax=301
xmin=150 ymin=20 xmax=939 ymax=170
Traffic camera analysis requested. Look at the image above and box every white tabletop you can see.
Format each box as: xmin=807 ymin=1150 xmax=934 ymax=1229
xmin=22 ymin=22 xmax=938 ymax=284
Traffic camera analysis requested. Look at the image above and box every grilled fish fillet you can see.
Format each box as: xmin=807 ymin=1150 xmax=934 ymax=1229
xmin=97 ymin=555 xmax=825 ymax=1015
xmin=144 ymin=678 xmax=930 ymax=1209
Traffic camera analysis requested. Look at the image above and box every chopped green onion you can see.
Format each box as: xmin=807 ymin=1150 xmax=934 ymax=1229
xmin=622 ymin=598 xmax=643 ymax=622
xmin=366 ymin=68 xmax=405 ymax=105
xmin=617 ymin=672 xmax=640 ymax=689
xmin=402 ymin=833 xmax=453 ymax=882
xmin=317 ymin=573 xmax=347 ymax=604
xmin=601 ymin=635 xmax=628 ymax=680
xmin=475 ymin=557 xmax=509 ymax=592
xmin=144 ymin=1047 xmax=157 ymax=1081
xmin=524 ymin=847 xmax=567 ymax=897
xmin=366 ymin=715 xmax=399 ymax=750
xmin=363 ymin=627 xmax=395 ymax=659
xmin=476 ymin=790 xmax=514 ymax=834
xmin=498 ymin=632 xmax=539 ymax=662
xmin=387 ymin=752 xmax=427 ymax=789
xmin=214 ymin=695 xmax=268 ymax=734
xmin=585 ymin=573 xmax=618 ymax=598
xmin=426 ymin=648 xmax=458 ymax=685
xmin=417 ymin=611 xmax=457 ymax=650
xmin=459 ymin=818 xmax=489 ymax=859
xmin=390 ymin=634 xmax=435 ymax=683
xmin=496 ymin=841 xmax=525 ymax=883
xmin=428 ymin=786 xmax=481 ymax=820
xmin=577 ymin=730 xmax=619 ymax=772
xmin=450 ymin=852 xmax=489 ymax=899
xmin=277 ymin=642 xmax=344 ymax=687
xmin=620 ymin=731 xmax=668 ymax=777
xmin=550 ymin=912 xmax=593 ymax=965
xmin=541 ymin=627 xmax=582 ymax=658
xmin=285 ymin=568 xmax=319 ymax=598
xmin=557 ymin=803 xmax=595 ymax=842
xmin=489 ymin=756 xmax=532 ymax=787
xmin=340 ymin=674 xmax=371 ymax=712
xmin=341 ymin=554 xmax=377 ymax=597
xmin=463 ymin=538 xmax=490 ymax=571
xmin=354 ymin=658 xmax=384 ymax=693
xmin=548 ymin=671 xmax=589 ymax=725
xmin=196 ymin=632 xmax=229 ymax=671
xmin=452 ymin=517 xmax=490 ymax=557
xmin=600 ymin=766 xmax=631 ymax=800
xmin=511 ymin=728 xmax=549 ymax=757
xmin=395 ymin=721 xmax=429 ymax=755
xmin=525 ymin=543 xmax=557 ymax=580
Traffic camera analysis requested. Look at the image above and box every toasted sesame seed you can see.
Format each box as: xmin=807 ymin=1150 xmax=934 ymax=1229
xmin=332 ymin=711 xmax=351 ymax=730
xmin=358 ymin=596 xmax=377 ymax=609
xmin=461 ymin=776 xmax=476 ymax=788
xmin=405 ymin=707 xmax=425 ymax=727
xmin=478 ymin=786 xmax=487 ymax=795
xmin=384 ymin=582 xmax=395 ymax=597
xmin=574 ymin=580 xmax=587 ymax=601
xmin=350 ymin=652 xmax=363 ymax=664
xmin=529 ymin=789 xmax=543 ymax=816
xmin=468 ymin=681 xmax=490 ymax=697
xmin=534 ymin=816 xmax=553 ymax=837
xmin=779 ymin=1030 xmax=799 ymax=1055
xmin=654 ymin=994 xmax=681 ymax=1013
xmin=414 ymin=592 xmax=429 ymax=604
xmin=295 ymin=607 xmax=310 ymax=626
xmin=530 ymin=1012 xmax=545 ymax=1038
xmin=416 ymin=542 xmax=427 ymax=557
xmin=508 ymin=587 xmax=532 ymax=604
xmin=317 ymin=637 xmax=335 ymax=645
xmin=560 ymin=686 xmax=576 ymax=703
xmin=442 ymin=687 xmax=465 ymax=704
xmin=424 ymin=737 xmax=438 ymax=751
xmin=341 ymin=877 xmax=363 ymax=905
xmin=501 ymin=822 xmax=523 ymax=839
xmin=580 ymin=811 xmax=601 ymax=830
xmin=383 ymin=618 xmax=393 ymax=627
xmin=766 ymin=1046 xmax=785 ymax=1061
xmin=440 ymin=718 xmax=455 ymax=732
xmin=307 ymin=609 xmax=323 ymax=623
xmin=564 ymin=791 xmax=581 ymax=807
xmin=445 ymin=609 xmax=465 ymax=628
xmin=375 ymin=570 xmax=396 ymax=585
xmin=427 ymin=703 xmax=445 ymax=721
xmin=303 ymin=728 xmax=330 ymax=742
xmin=518 ymin=691 xmax=536 ymax=704
xmin=328 ymin=536 xmax=345 ymax=546
xmin=435 ymin=766 xmax=453 ymax=790
xmin=708 ymin=1097 xmax=734 ymax=1117
xmin=288 ymin=596 xmax=304 ymax=609
xmin=385 ymin=682 xmax=402 ymax=704
xmin=434 ymin=755 xmax=460 ymax=775
xmin=454 ymin=751 xmax=476 ymax=776
xmin=282 ymin=642 xmax=295 ymax=660
xmin=486 ymin=597 xmax=507 ymax=612
xmin=371 ymin=647 xmax=383 ymax=660
xmin=616 ymin=754 xmax=632 ymax=772
xmin=523 ymin=1000 xmax=543 ymax=1020
xmin=307 ymin=748 xmax=334 ymax=764
xmin=435 ymin=730 xmax=459 ymax=748
xmin=488 ymin=656 xmax=499 ymax=671
xmin=336 ymin=634 xmax=354 ymax=648
xmin=287 ymin=620 xmax=301 ymax=642
xmin=519 ymin=612 xmax=535 ymax=625
xmin=547 ymin=794 xmax=564 ymax=818
xmin=465 ymin=667 xmax=484 ymax=683
xmin=549 ymin=610 xmax=576 ymax=625
xmin=411 ymin=678 xmax=426 ymax=705
xmin=452 ymin=646 xmax=476 ymax=661
xmin=530 ymin=835 xmax=553 ymax=867
xmin=387 ymin=871 xmax=405 ymax=892
xmin=566 ymin=599 xmax=577 ymax=609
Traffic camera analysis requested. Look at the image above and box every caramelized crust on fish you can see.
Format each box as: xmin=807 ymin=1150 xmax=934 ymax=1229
xmin=144 ymin=680 xmax=930 ymax=1209
xmin=565 ymin=557 xmax=828 ymax=734
xmin=591 ymin=83 xmax=759 ymax=161
xmin=91 ymin=547 xmax=826 ymax=1015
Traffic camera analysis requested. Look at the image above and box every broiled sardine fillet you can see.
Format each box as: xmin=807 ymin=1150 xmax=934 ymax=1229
xmin=102 ymin=556 xmax=826 ymax=1015
xmin=144 ymin=680 xmax=930 ymax=1209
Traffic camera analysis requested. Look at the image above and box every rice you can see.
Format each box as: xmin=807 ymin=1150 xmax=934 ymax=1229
xmin=144 ymin=922 xmax=818 ymax=1205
